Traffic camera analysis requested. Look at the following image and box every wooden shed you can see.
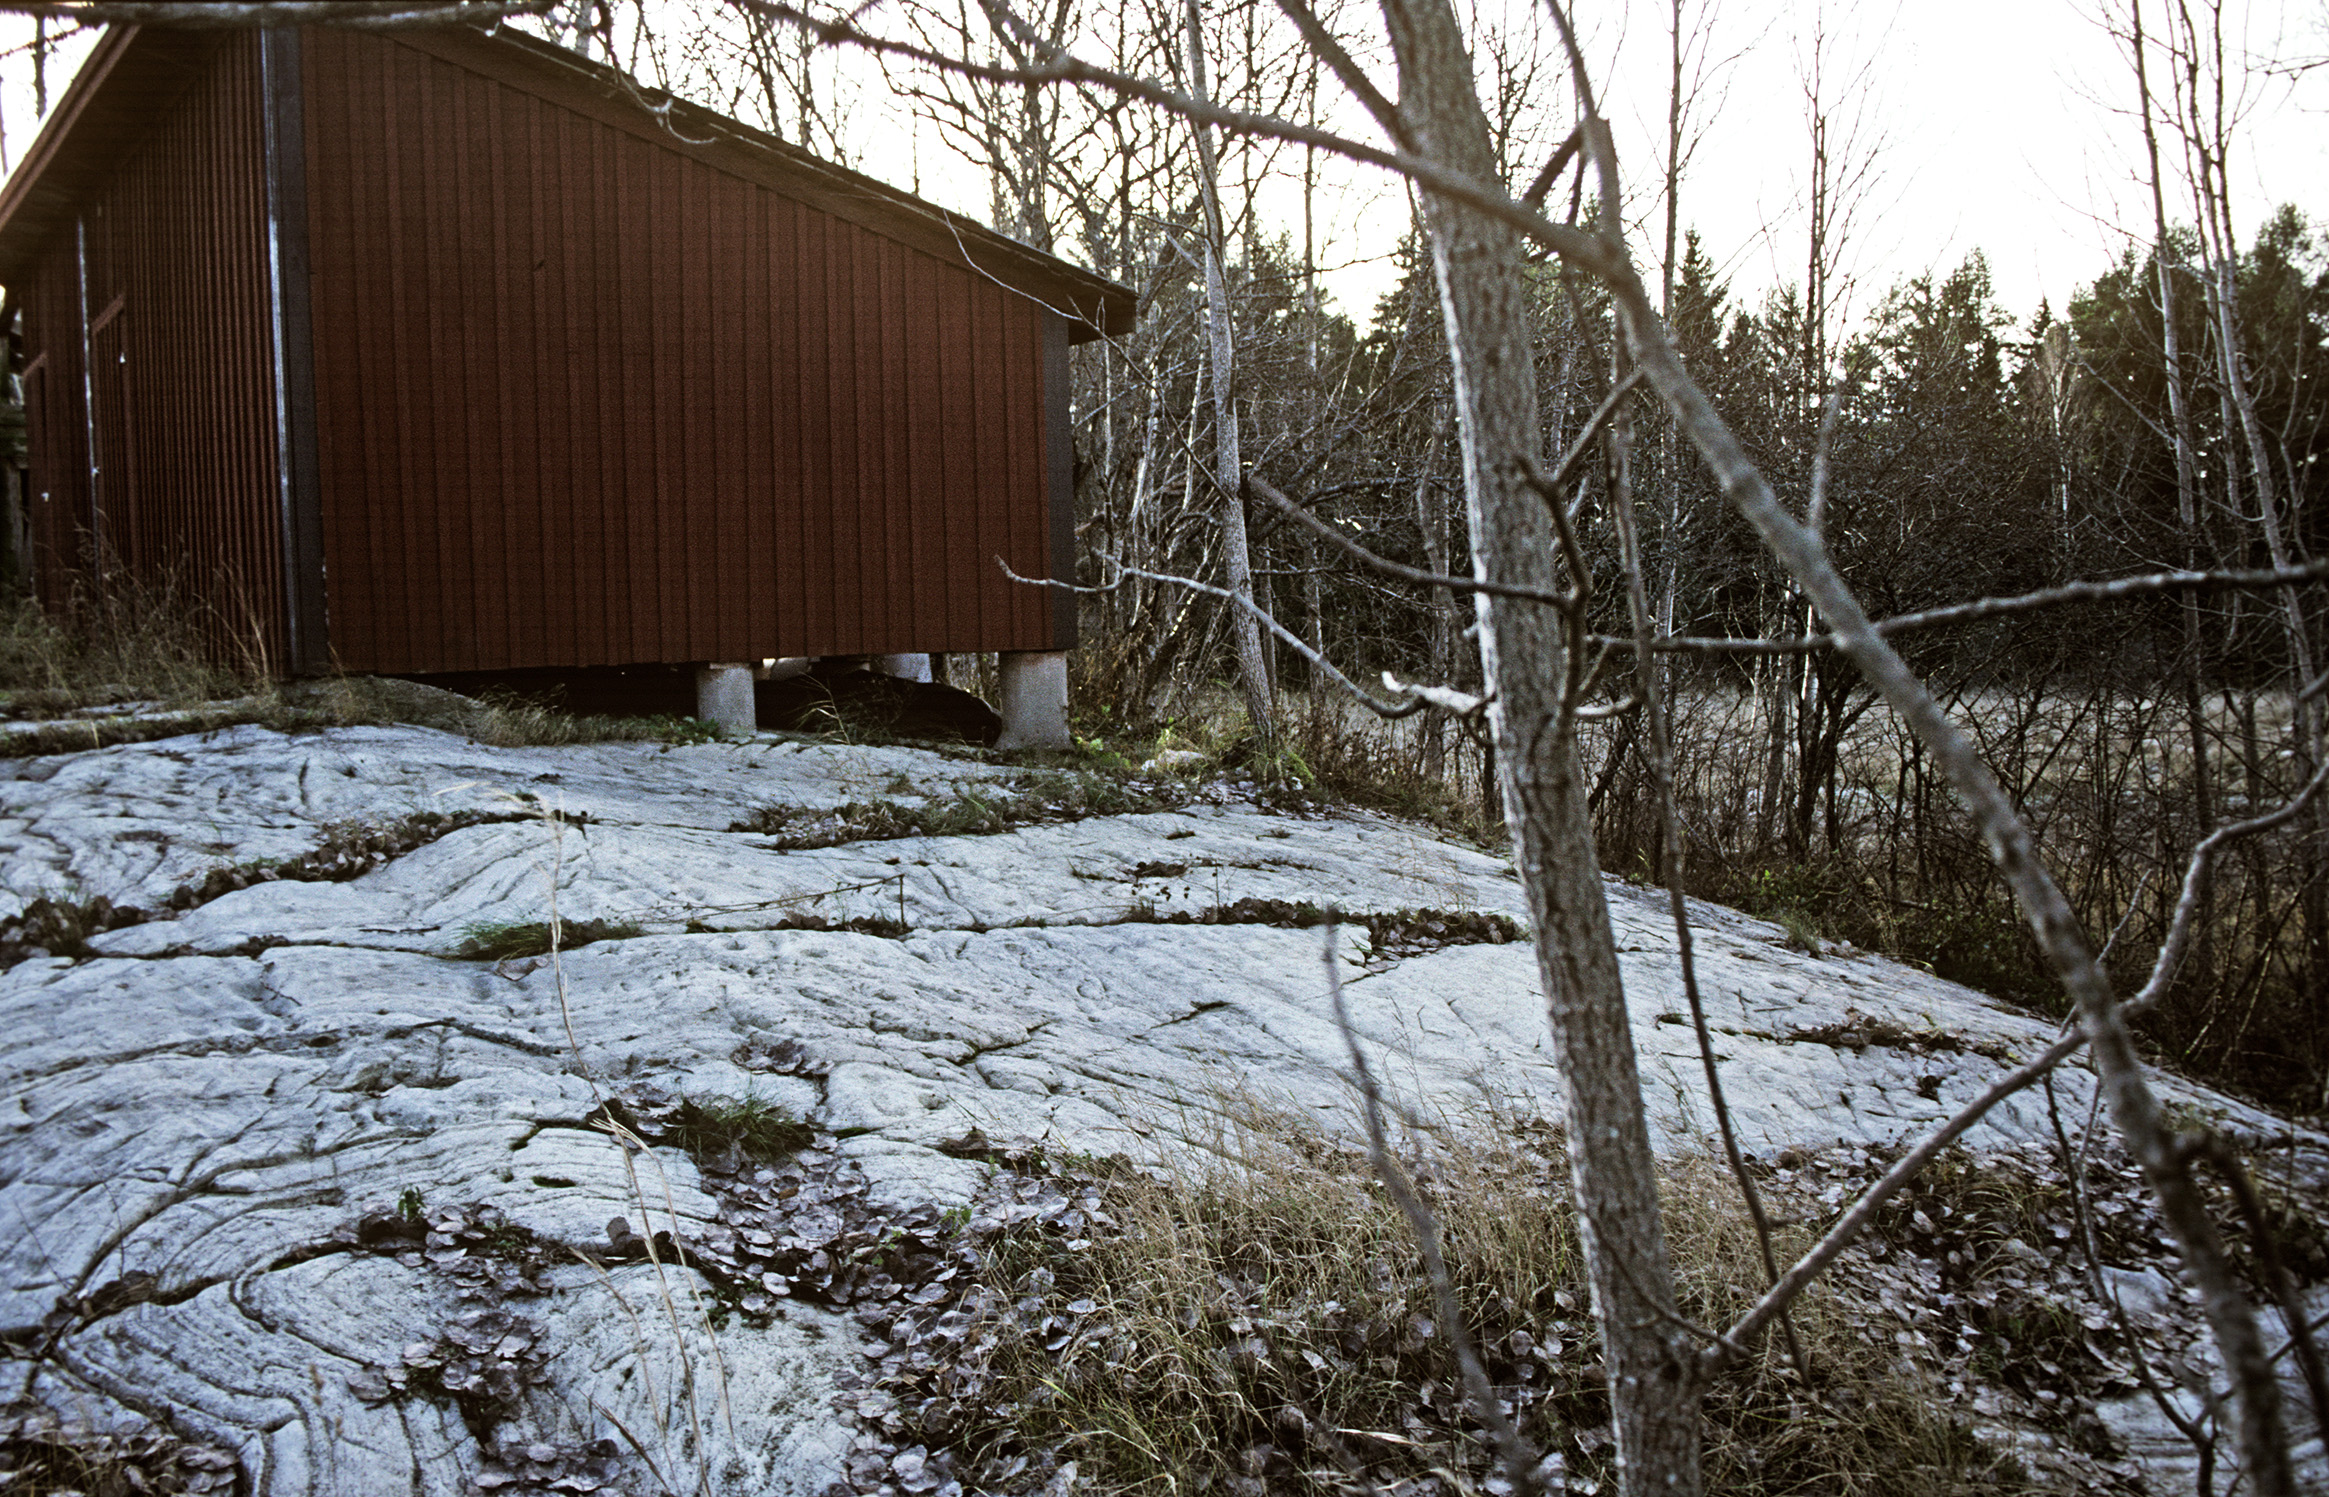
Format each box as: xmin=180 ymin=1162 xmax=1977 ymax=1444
xmin=0 ymin=19 xmax=1133 ymax=700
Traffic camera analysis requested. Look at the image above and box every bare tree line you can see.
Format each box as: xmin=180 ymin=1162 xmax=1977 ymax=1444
xmin=618 ymin=0 xmax=2329 ymax=1485
xmin=712 ymin=0 xmax=2329 ymax=1488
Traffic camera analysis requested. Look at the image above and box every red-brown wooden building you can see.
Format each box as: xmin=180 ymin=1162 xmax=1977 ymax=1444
xmin=0 ymin=20 xmax=1133 ymax=680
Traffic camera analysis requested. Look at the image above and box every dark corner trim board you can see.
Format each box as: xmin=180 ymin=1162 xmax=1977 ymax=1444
xmin=261 ymin=26 xmax=329 ymax=676
xmin=1042 ymin=310 xmax=1078 ymax=651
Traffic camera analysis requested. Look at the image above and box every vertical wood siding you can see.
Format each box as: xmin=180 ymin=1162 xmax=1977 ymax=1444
xmin=302 ymin=29 xmax=1064 ymax=675
xmin=16 ymin=35 xmax=284 ymax=666
xmin=19 ymin=233 xmax=85 ymax=609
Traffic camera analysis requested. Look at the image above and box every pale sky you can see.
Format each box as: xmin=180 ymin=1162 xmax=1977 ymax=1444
xmin=1 ymin=0 xmax=2320 ymax=339
xmin=1291 ymin=0 xmax=2329 ymax=335
xmin=1636 ymin=0 xmax=2329 ymax=332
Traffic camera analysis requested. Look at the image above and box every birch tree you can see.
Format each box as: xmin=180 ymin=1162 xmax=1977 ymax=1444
xmin=1378 ymin=1 xmax=1700 ymax=1483
xmin=1185 ymin=0 xmax=1277 ymax=743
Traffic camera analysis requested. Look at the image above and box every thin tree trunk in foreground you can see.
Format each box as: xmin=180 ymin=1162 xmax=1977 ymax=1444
xmin=1185 ymin=0 xmax=1275 ymax=742
xmin=1413 ymin=405 xmax=1453 ymax=780
xmin=1380 ymin=3 xmax=1701 ymax=1491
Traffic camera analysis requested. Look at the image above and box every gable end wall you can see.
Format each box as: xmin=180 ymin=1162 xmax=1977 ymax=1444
xmin=301 ymin=26 xmax=1065 ymax=675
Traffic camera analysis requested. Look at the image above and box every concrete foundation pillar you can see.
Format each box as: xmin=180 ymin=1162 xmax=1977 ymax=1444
xmin=695 ymin=662 xmax=756 ymax=737
xmin=994 ymin=650 xmax=1069 ymax=750
xmin=875 ymin=653 xmax=933 ymax=682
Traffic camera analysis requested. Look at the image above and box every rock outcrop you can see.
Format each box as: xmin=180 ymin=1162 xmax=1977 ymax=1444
xmin=2 ymin=724 xmax=2321 ymax=1494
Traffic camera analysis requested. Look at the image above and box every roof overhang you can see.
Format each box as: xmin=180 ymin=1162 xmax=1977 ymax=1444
xmin=0 ymin=26 xmax=227 ymax=286
xmin=0 ymin=20 xmax=1138 ymax=343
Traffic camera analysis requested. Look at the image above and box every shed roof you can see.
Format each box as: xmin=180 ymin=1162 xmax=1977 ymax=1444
xmin=0 ymin=20 xmax=1137 ymax=342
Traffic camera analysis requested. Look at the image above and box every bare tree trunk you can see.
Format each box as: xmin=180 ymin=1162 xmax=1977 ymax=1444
xmin=2161 ymin=0 xmax=2329 ymax=1047
xmin=1413 ymin=405 xmax=1453 ymax=780
xmin=1300 ymin=109 xmax=1326 ymax=692
xmin=2131 ymin=0 xmax=2219 ymax=1011
xmin=1609 ymin=181 xmax=2302 ymax=1497
xmin=1754 ymin=576 xmax=1790 ymax=853
xmin=1185 ymin=0 xmax=1274 ymax=742
xmin=1381 ymin=4 xmax=1701 ymax=1491
xmin=1650 ymin=0 xmax=1690 ymax=687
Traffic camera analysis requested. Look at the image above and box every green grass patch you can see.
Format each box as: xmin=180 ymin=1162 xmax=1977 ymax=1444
xmin=661 ymin=1093 xmax=819 ymax=1164
xmin=731 ymin=770 xmax=1192 ymax=847
xmin=455 ymin=917 xmax=645 ymax=960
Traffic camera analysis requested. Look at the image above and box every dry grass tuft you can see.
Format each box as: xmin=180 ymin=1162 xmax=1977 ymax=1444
xmin=897 ymin=1103 xmax=2035 ymax=1496
xmin=0 ymin=589 xmax=254 ymax=716
xmin=0 ymin=593 xmax=727 ymax=752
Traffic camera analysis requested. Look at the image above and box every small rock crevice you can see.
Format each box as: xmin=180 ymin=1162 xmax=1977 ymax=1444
xmin=728 ymin=771 xmax=1193 ymax=849
xmin=3 ymin=1268 xmax=227 ymax=1354
xmin=1 ymin=809 xmax=549 ymax=968
xmin=1102 ymin=897 xmax=1525 ymax=963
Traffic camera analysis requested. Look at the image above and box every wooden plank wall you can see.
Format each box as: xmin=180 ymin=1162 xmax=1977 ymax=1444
xmin=19 ymin=230 xmax=86 ymax=612
xmin=301 ymin=28 xmax=1063 ymax=676
xmin=15 ymin=33 xmax=286 ymax=667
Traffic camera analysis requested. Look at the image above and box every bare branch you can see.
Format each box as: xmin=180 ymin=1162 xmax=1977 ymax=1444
xmin=1805 ymin=380 xmax=1847 ymax=537
xmin=1248 ymin=473 xmax=1572 ymax=607
xmin=1717 ymin=1028 xmax=2087 ymax=1360
xmin=1322 ymin=920 xmax=1548 ymax=1495
xmin=1621 ymin=561 xmax=2329 ymax=656
xmin=0 ymin=1 xmax=556 ymax=24
xmin=2131 ymin=753 xmax=2329 ymax=1010
xmin=1571 ymin=693 xmax=1640 ymax=721
xmin=1269 ymin=0 xmax=1404 ymax=146
xmin=1519 ymin=122 xmax=1582 ymax=209
xmin=2045 ymin=1076 xmax=2218 ymax=1463
xmin=1000 ymin=556 xmax=1449 ymax=720
xmin=1533 ymin=372 xmax=1645 ymax=512
xmin=2191 ymin=1134 xmax=2329 ymax=1440
xmin=1380 ymin=671 xmax=1488 ymax=717
xmin=1600 ymin=301 xmax=1809 ymax=1383
xmin=734 ymin=0 xmax=1633 ymax=285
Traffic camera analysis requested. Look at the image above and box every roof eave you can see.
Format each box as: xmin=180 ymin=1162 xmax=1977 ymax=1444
xmin=0 ymin=27 xmax=231 ymax=288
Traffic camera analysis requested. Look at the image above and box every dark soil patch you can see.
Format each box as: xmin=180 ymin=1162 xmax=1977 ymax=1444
xmin=0 ymin=1404 xmax=241 ymax=1496
xmin=759 ymin=669 xmax=1003 ymax=746
xmin=732 ymin=771 xmax=1191 ymax=847
xmin=1780 ymin=1008 xmax=2016 ymax=1062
